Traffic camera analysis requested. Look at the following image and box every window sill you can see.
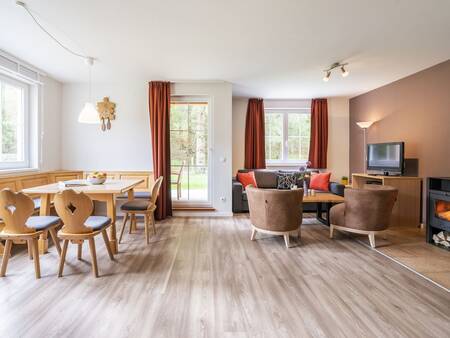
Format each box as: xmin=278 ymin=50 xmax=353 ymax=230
xmin=0 ymin=167 xmax=40 ymax=177
xmin=266 ymin=162 xmax=308 ymax=167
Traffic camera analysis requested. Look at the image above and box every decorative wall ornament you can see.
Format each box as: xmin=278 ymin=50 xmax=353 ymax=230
xmin=97 ymin=97 xmax=116 ymax=131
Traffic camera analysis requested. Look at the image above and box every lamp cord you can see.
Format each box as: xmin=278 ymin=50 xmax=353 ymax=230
xmin=17 ymin=1 xmax=92 ymax=61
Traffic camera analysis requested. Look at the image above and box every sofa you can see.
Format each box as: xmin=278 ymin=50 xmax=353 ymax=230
xmin=232 ymin=169 xmax=345 ymax=213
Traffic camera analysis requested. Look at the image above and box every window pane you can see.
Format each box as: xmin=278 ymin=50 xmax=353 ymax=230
xmin=1 ymin=82 xmax=25 ymax=163
xmin=265 ymin=113 xmax=283 ymax=160
xmin=288 ymin=137 xmax=300 ymax=160
xmin=170 ymin=101 xmax=209 ymax=202
xmin=265 ymin=113 xmax=283 ymax=137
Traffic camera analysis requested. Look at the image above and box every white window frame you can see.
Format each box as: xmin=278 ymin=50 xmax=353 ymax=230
xmin=265 ymin=108 xmax=311 ymax=166
xmin=0 ymin=73 xmax=30 ymax=170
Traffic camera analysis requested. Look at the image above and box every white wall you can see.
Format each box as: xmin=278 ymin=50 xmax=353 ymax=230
xmin=172 ymin=82 xmax=233 ymax=215
xmin=61 ymin=82 xmax=152 ymax=171
xmin=231 ymin=97 xmax=350 ymax=181
xmin=40 ymin=76 xmax=62 ymax=171
xmin=61 ymin=81 xmax=233 ymax=215
xmin=327 ymin=97 xmax=349 ymax=181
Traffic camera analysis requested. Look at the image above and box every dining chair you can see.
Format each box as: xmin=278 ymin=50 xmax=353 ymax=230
xmin=0 ymin=189 xmax=61 ymax=279
xmin=53 ymin=189 xmax=114 ymax=278
xmin=119 ymin=176 xmax=163 ymax=244
xmin=171 ymin=163 xmax=184 ymax=200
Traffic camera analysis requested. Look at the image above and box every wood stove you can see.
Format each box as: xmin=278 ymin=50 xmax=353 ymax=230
xmin=426 ymin=177 xmax=450 ymax=249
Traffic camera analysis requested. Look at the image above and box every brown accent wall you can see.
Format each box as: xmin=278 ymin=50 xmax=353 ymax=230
xmin=349 ymin=59 xmax=450 ymax=220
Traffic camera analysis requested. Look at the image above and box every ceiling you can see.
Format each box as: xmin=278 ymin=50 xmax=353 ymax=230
xmin=0 ymin=0 xmax=449 ymax=98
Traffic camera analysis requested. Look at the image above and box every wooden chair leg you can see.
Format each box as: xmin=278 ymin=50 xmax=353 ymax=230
xmin=119 ymin=213 xmax=129 ymax=244
xmin=284 ymin=234 xmax=291 ymax=248
xmin=101 ymin=230 xmax=114 ymax=261
xmin=49 ymin=228 xmax=62 ymax=256
xmin=250 ymin=228 xmax=257 ymax=241
xmin=77 ymin=243 xmax=83 ymax=260
xmin=129 ymin=214 xmax=135 ymax=234
xmin=88 ymin=238 xmax=99 ymax=278
xmin=151 ymin=212 xmax=156 ymax=235
xmin=144 ymin=215 xmax=149 ymax=244
xmin=368 ymin=233 xmax=376 ymax=248
xmin=0 ymin=240 xmax=12 ymax=277
xmin=330 ymin=224 xmax=334 ymax=239
xmin=58 ymin=240 xmax=69 ymax=278
xmin=27 ymin=239 xmax=33 ymax=259
xmin=31 ymin=238 xmax=41 ymax=279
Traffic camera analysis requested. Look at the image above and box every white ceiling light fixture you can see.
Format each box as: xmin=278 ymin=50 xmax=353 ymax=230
xmin=323 ymin=62 xmax=349 ymax=82
xmin=16 ymin=1 xmax=98 ymax=124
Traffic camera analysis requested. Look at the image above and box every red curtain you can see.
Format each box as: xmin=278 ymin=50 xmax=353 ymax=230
xmin=308 ymin=98 xmax=328 ymax=169
xmin=244 ymin=98 xmax=266 ymax=169
xmin=149 ymin=81 xmax=172 ymax=220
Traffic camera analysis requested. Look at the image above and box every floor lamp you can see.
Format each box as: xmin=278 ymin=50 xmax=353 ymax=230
xmin=356 ymin=121 xmax=374 ymax=173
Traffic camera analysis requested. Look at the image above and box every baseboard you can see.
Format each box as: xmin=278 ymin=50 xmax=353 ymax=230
xmin=173 ymin=210 xmax=233 ymax=217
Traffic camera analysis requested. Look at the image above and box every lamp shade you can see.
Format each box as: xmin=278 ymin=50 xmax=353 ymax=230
xmin=78 ymin=102 xmax=99 ymax=124
xmin=356 ymin=121 xmax=374 ymax=129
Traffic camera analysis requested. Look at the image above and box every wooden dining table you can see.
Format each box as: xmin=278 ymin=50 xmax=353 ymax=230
xmin=22 ymin=179 xmax=144 ymax=255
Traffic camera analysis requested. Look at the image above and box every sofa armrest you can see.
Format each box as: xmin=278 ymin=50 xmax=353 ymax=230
xmin=329 ymin=182 xmax=345 ymax=197
xmin=232 ymin=180 xmax=245 ymax=212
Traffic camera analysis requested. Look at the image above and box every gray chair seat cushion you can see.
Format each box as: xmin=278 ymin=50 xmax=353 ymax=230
xmin=26 ymin=216 xmax=60 ymax=230
xmin=116 ymin=192 xmax=151 ymax=199
xmin=85 ymin=216 xmax=111 ymax=230
xmin=121 ymin=200 xmax=151 ymax=211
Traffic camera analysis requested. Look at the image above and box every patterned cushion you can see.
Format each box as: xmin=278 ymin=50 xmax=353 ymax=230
xmin=26 ymin=216 xmax=60 ymax=230
xmin=277 ymin=173 xmax=300 ymax=190
xmin=85 ymin=216 xmax=111 ymax=230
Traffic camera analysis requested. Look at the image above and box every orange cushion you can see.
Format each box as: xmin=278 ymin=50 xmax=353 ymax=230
xmin=310 ymin=172 xmax=331 ymax=191
xmin=237 ymin=172 xmax=257 ymax=189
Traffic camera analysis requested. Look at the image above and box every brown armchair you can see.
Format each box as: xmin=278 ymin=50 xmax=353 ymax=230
xmin=246 ymin=186 xmax=303 ymax=248
xmin=329 ymin=185 xmax=398 ymax=248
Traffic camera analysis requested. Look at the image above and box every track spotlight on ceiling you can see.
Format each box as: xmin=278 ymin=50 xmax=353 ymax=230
xmin=323 ymin=62 xmax=349 ymax=81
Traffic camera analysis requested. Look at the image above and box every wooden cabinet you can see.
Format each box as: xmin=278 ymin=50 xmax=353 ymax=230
xmin=352 ymin=173 xmax=422 ymax=228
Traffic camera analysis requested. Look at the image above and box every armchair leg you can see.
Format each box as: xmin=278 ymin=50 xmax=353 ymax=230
xmin=250 ymin=228 xmax=257 ymax=241
xmin=284 ymin=234 xmax=291 ymax=248
xmin=368 ymin=233 xmax=376 ymax=248
xmin=330 ymin=224 xmax=334 ymax=239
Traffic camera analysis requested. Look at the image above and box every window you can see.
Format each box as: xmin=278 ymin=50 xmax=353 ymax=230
xmin=0 ymin=74 xmax=29 ymax=170
xmin=265 ymin=109 xmax=310 ymax=164
xmin=170 ymin=99 xmax=210 ymax=206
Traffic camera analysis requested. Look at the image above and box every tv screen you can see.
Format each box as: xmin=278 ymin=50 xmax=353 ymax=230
xmin=367 ymin=142 xmax=404 ymax=173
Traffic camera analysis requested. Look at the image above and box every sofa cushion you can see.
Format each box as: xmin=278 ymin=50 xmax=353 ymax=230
xmin=236 ymin=172 xmax=257 ymax=189
xmin=276 ymin=173 xmax=298 ymax=190
xmin=253 ymin=170 xmax=278 ymax=188
xmin=310 ymin=172 xmax=331 ymax=191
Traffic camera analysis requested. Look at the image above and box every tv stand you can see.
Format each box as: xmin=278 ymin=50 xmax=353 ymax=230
xmin=352 ymin=173 xmax=422 ymax=227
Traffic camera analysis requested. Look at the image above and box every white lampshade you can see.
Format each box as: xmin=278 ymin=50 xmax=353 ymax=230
xmin=356 ymin=121 xmax=374 ymax=129
xmin=78 ymin=102 xmax=99 ymax=124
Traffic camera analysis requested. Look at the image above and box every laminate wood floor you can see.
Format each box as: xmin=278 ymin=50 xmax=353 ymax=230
xmin=357 ymin=226 xmax=450 ymax=290
xmin=0 ymin=215 xmax=449 ymax=338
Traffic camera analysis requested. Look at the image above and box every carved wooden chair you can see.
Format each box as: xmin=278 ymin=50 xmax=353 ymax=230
xmin=119 ymin=176 xmax=164 ymax=244
xmin=0 ymin=189 xmax=61 ymax=279
xmin=54 ymin=189 xmax=114 ymax=278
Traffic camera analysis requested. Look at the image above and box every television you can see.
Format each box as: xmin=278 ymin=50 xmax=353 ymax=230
xmin=367 ymin=142 xmax=404 ymax=175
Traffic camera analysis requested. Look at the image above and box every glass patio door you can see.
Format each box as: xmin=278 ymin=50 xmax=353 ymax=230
xmin=170 ymin=98 xmax=210 ymax=207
